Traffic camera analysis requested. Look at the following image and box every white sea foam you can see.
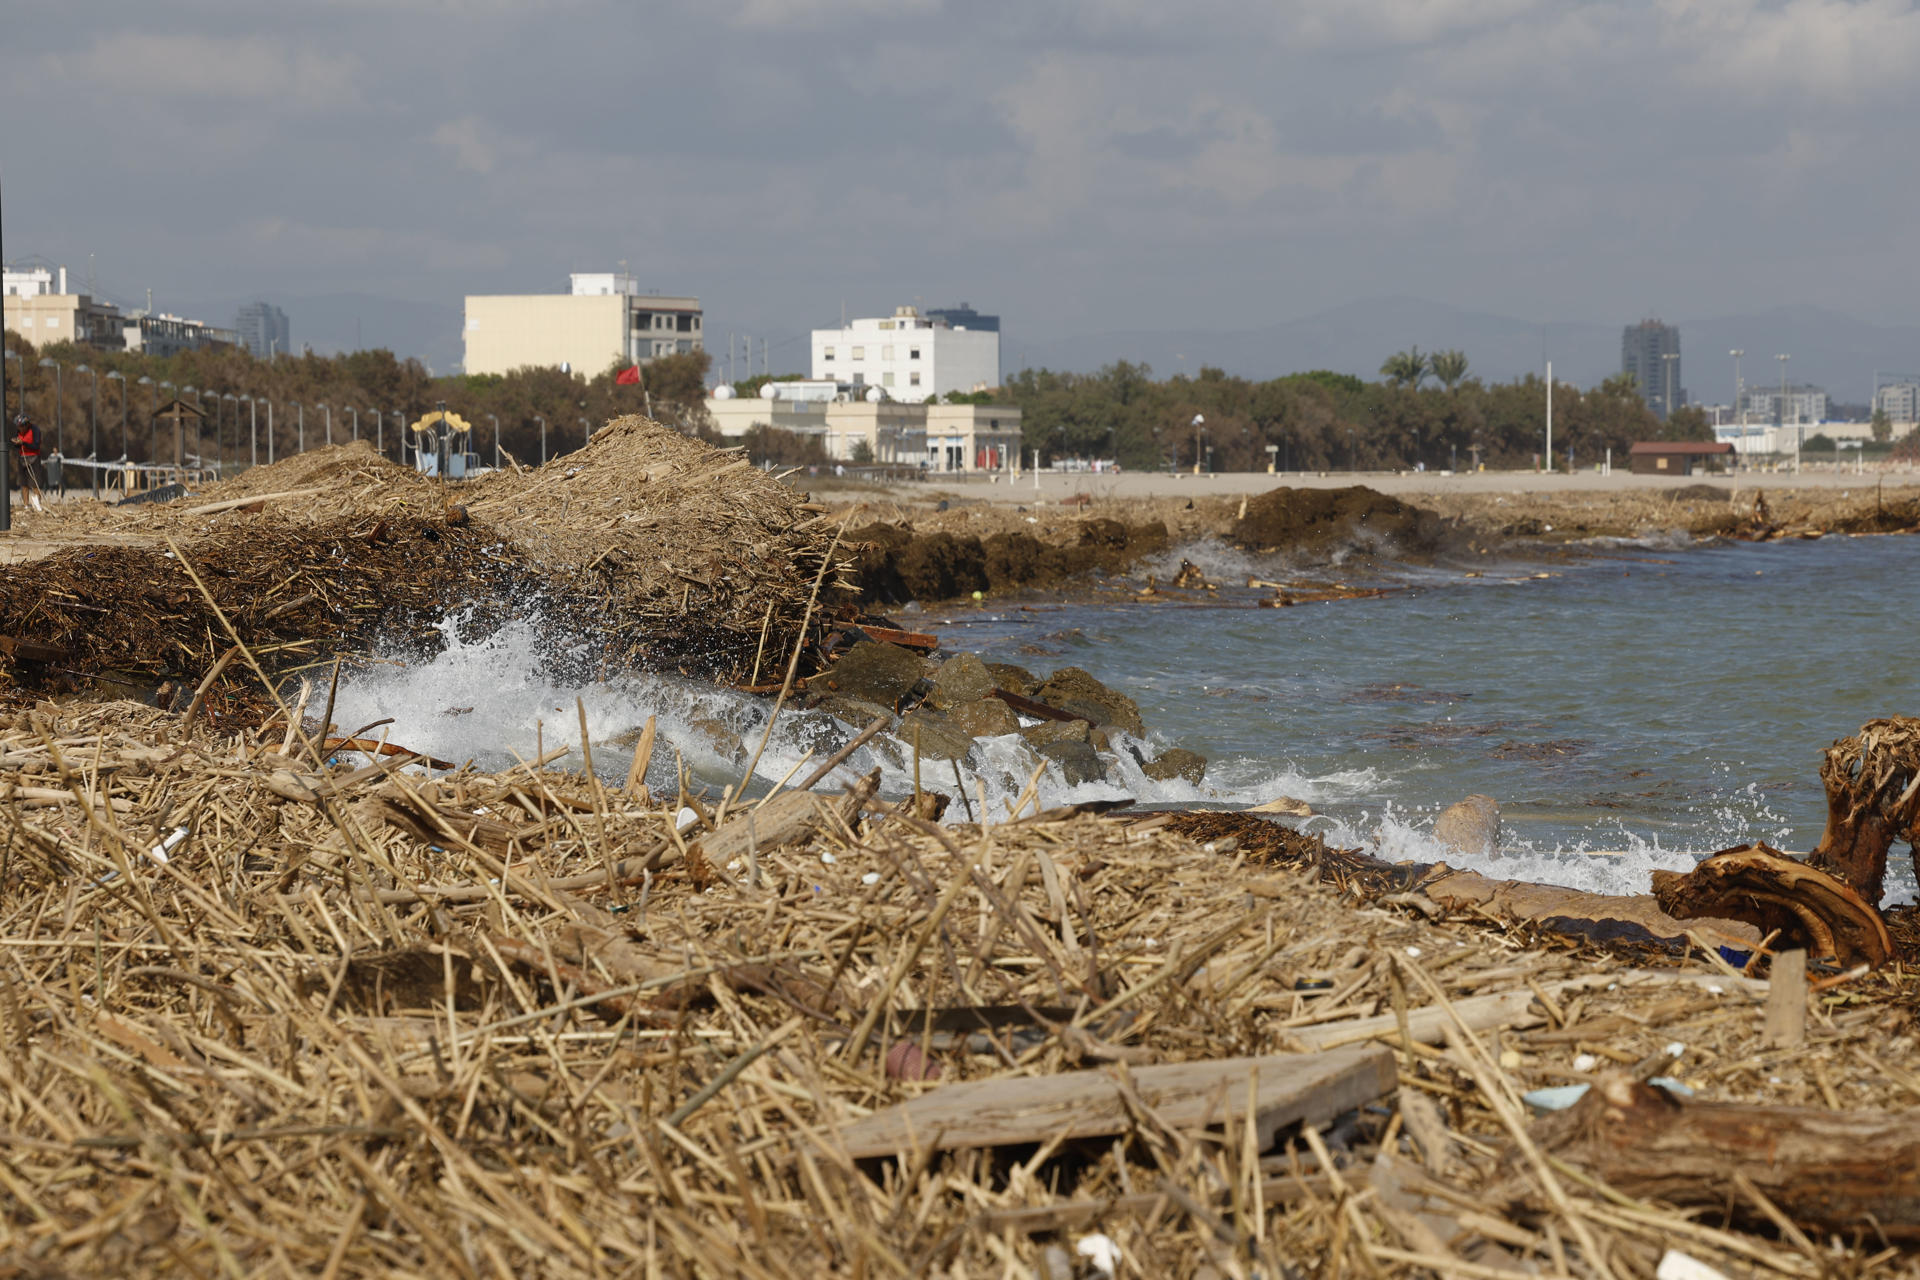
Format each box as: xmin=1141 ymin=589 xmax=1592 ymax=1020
xmin=326 ymin=608 xmax=1372 ymax=820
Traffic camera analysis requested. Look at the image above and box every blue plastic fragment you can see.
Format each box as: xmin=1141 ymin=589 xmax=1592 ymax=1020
xmin=1717 ymin=945 xmax=1751 ymax=968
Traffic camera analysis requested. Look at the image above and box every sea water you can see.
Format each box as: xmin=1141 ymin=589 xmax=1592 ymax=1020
xmin=329 ymin=532 xmax=1920 ymax=904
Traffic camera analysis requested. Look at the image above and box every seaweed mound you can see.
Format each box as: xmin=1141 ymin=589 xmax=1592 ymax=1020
xmin=845 ymin=519 xmax=1168 ymax=603
xmin=1229 ymin=485 xmax=1448 ymax=558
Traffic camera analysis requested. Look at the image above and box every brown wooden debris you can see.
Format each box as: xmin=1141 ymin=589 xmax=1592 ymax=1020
xmin=1807 ymin=715 xmax=1920 ymax=907
xmin=1516 ymin=1072 xmax=1920 ymax=1241
xmin=1651 ymin=842 xmax=1893 ymax=968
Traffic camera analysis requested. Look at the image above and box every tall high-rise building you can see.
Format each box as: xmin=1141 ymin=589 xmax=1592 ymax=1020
xmin=236 ymin=301 xmax=290 ymax=360
xmin=1622 ymin=318 xmax=1683 ymax=420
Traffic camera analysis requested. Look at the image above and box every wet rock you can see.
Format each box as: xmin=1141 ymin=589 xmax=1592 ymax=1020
xmin=813 ymin=694 xmax=893 ymax=731
xmin=1021 ymin=719 xmax=1090 ymax=749
xmin=1037 ymin=738 xmax=1105 ymax=786
xmin=1433 ymin=794 xmax=1502 ymax=857
xmin=1033 ymin=667 xmax=1145 ymax=736
xmin=948 ymin=697 xmax=1020 ymax=739
xmin=1141 ymin=747 xmax=1207 ymax=785
xmin=1077 ymin=517 xmax=1128 ymax=548
xmin=928 ymin=653 xmax=996 ymax=709
xmin=898 ymin=708 xmax=974 ymax=761
xmin=986 ymin=662 xmax=1038 ymax=697
xmin=818 ymin=640 xmax=925 ymax=709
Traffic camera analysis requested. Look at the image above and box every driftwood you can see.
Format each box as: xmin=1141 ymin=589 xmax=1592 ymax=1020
xmin=1651 ymin=843 xmax=1893 ymax=968
xmin=1512 ymin=1073 xmax=1920 ymax=1241
xmin=1422 ymin=869 xmax=1757 ymax=945
xmin=832 ymin=1045 xmax=1396 ymax=1160
xmin=1807 ymin=716 xmax=1920 ymax=907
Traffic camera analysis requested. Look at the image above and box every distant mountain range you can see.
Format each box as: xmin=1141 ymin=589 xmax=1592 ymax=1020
xmin=1009 ymin=298 xmax=1920 ymax=406
xmin=147 ymin=291 xmax=1920 ymax=405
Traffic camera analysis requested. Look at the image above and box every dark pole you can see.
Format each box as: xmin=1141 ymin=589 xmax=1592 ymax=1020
xmin=0 ymin=167 xmax=9 ymax=530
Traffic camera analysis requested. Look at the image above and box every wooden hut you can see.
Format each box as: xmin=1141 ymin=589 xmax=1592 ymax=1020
xmin=1627 ymin=440 xmax=1734 ymax=476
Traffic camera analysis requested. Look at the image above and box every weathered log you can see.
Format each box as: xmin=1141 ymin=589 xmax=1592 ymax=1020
xmin=1508 ymin=1073 xmax=1920 ymax=1241
xmin=1650 ymin=843 xmax=1892 ymax=968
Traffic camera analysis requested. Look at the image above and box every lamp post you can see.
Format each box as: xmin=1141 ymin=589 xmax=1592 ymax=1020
xmin=157 ymin=381 xmax=174 ymax=467
xmin=1189 ymin=414 xmax=1204 ymax=475
xmin=74 ymin=363 xmax=99 ymax=496
xmin=289 ymin=400 xmax=303 ymax=454
xmin=181 ymin=386 xmax=197 ymax=468
xmin=370 ymin=408 xmax=382 ymax=457
xmin=105 ymin=370 xmax=127 ymax=462
xmin=347 ymin=406 xmax=358 ymax=441
xmin=1777 ymin=354 xmax=1792 ymax=470
xmin=534 ymin=415 xmax=546 ymax=465
xmin=389 ymin=410 xmax=402 ymax=464
xmin=486 ymin=413 xmax=498 ymax=467
xmin=1729 ymin=349 xmax=1745 ymax=464
xmin=266 ymin=398 xmax=275 ymax=465
xmin=222 ymin=394 xmax=239 ymax=473
xmin=320 ymin=403 xmax=331 ymax=447
xmin=136 ymin=376 xmax=154 ymax=465
xmin=37 ymin=358 xmax=63 ymax=463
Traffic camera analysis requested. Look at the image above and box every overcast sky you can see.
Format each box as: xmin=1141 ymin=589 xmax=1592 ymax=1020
xmin=7 ymin=0 xmax=1920 ymax=368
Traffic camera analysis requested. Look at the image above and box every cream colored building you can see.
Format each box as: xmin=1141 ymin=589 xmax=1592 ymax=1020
xmin=3 ymin=266 xmax=127 ymax=350
xmin=463 ymin=272 xmax=702 ymax=377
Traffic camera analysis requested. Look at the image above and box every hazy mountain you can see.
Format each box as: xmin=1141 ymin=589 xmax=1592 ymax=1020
xmin=1009 ymin=298 xmax=1920 ymax=404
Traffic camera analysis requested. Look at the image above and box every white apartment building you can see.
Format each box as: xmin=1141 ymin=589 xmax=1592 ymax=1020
xmin=3 ymin=265 xmax=129 ymax=350
xmin=810 ymin=305 xmax=999 ymax=401
xmin=705 ymin=382 xmax=1021 ymax=473
xmin=464 ymin=272 xmax=702 ymax=377
xmin=1742 ymin=385 xmax=1828 ymax=425
xmin=1874 ymin=381 xmax=1919 ymax=424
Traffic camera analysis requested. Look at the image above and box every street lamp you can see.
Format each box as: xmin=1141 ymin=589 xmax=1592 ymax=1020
xmin=289 ymin=400 xmax=303 ymax=454
xmin=1730 ymin=349 xmax=1745 ymax=447
xmin=246 ymin=396 xmax=259 ymax=468
xmin=222 ymin=394 xmax=240 ymax=473
xmin=319 ymin=403 xmax=331 ymax=447
xmin=73 ymin=363 xmax=99 ymax=496
xmin=104 ymin=370 xmax=127 ymax=462
xmin=369 ymin=407 xmax=382 ymax=457
xmin=1777 ymin=354 xmax=1793 ymax=470
xmin=534 ymin=415 xmax=547 ymax=464
xmin=37 ymin=358 xmax=63 ymax=463
xmin=136 ymin=376 xmax=155 ymax=465
xmin=347 ymin=406 xmax=359 ymax=441
xmin=1190 ymin=413 xmax=1205 ymax=475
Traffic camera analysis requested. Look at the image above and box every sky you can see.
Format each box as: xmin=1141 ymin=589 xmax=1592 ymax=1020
xmin=6 ymin=0 xmax=1920 ymax=377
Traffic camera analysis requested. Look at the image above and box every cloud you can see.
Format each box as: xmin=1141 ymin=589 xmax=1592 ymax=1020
xmin=244 ymin=218 xmax=509 ymax=274
xmin=431 ymin=117 xmax=497 ymax=174
xmin=1659 ymin=0 xmax=1920 ymax=103
xmin=724 ymin=0 xmax=940 ymax=28
xmin=44 ymin=32 xmax=361 ymax=109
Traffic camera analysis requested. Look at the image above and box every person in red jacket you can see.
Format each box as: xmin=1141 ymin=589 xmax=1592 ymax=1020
xmin=9 ymin=414 xmax=46 ymax=511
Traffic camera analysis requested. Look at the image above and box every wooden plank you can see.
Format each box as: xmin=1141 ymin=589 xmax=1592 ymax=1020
xmin=0 ymin=635 xmax=65 ymax=664
xmin=1764 ymin=947 xmax=1807 ymax=1048
xmin=181 ymin=486 xmax=327 ymax=517
xmin=831 ymin=1044 xmax=1394 ymax=1160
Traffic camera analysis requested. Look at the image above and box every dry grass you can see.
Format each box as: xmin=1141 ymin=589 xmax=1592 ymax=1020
xmin=0 ymin=695 xmax=1915 ymax=1276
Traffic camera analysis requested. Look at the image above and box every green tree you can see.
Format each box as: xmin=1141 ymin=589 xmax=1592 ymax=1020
xmin=1871 ymin=406 xmax=1893 ymax=443
xmin=1379 ymin=348 xmax=1430 ymax=390
xmin=848 ymin=439 xmax=874 ymax=464
xmin=1662 ymin=405 xmax=1715 ymax=442
xmin=1429 ymin=349 xmax=1469 ymax=390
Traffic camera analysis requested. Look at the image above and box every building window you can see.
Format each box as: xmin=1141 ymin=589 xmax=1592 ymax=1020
xmin=879 ymin=320 xmax=894 ymax=330
xmin=852 ymin=373 xmax=865 ymax=386
xmin=823 ymin=346 xmax=834 ymax=361
xmin=910 ymin=372 xmax=921 ymax=386
xmin=910 ymin=347 xmax=920 ymax=360
xmin=851 ymin=346 xmax=865 ymax=360
xmin=883 ymin=372 xmax=895 ymax=387
xmin=882 ymin=345 xmax=893 ymax=360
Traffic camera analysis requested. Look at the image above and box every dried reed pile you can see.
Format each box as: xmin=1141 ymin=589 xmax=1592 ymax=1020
xmin=1 ymin=421 xmax=856 ymax=709
xmin=464 ymin=415 xmax=856 ymax=676
xmin=0 ymin=696 xmax=1914 ymax=1276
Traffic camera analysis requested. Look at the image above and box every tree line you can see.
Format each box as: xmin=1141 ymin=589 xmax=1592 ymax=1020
xmin=1002 ymin=350 xmax=1712 ymax=472
xmin=2 ymin=331 xmax=712 ymax=468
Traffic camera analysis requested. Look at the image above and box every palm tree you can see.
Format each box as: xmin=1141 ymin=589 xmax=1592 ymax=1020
xmin=1430 ymin=349 xmax=1469 ymax=391
xmin=1380 ymin=347 xmax=1429 ymax=390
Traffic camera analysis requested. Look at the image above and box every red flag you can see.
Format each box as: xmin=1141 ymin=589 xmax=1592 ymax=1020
xmin=615 ymin=365 xmax=642 ymax=386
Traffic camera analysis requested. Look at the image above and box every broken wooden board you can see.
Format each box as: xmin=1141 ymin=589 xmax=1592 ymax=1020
xmin=1651 ymin=843 xmax=1892 ymax=968
xmin=831 ymin=1044 xmax=1394 ymax=1160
